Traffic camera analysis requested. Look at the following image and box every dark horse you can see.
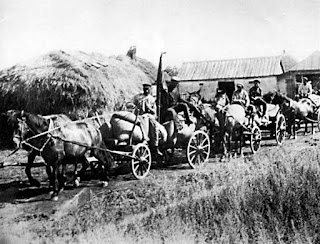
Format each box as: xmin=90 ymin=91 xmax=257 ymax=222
xmin=12 ymin=111 xmax=112 ymax=200
xmin=6 ymin=110 xmax=72 ymax=187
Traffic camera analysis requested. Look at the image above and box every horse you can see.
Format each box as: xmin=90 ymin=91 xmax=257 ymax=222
xmin=12 ymin=111 xmax=113 ymax=201
xmin=270 ymin=92 xmax=316 ymax=138
xmin=6 ymin=110 xmax=73 ymax=187
xmin=215 ymin=103 xmax=248 ymax=158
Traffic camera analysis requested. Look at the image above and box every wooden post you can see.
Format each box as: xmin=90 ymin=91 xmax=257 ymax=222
xmin=156 ymin=52 xmax=166 ymax=122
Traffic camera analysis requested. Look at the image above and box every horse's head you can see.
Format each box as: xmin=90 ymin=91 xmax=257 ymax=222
xmin=10 ymin=111 xmax=31 ymax=149
xmin=188 ymin=92 xmax=202 ymax=108
xmin=10 ymin=111 xmax=49 ymax=149
xmin=269 ymin=92 xmax=290 ymax=106
xmin=263 ymin=91 xmax=276 ymax=104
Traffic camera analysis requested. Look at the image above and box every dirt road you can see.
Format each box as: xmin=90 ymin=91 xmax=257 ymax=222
xmin=0 ymin=130 xmax=319 ymax=243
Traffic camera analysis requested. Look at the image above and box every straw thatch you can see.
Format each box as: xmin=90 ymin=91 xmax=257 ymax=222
xmin=0 ymin=50 xmax=157 ymax=117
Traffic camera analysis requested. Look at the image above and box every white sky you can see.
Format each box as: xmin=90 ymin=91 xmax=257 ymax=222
xmin=0 ymin=0 xmax=319 ymax=69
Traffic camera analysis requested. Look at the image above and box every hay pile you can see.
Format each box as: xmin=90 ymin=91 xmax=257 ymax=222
xmin=0 ymin=50 xmax=157 ymax=117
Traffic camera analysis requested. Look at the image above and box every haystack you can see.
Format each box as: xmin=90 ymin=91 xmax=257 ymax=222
xmin=0 ymin=50 xmax=157 ymax=147
xmin=0 ymin=50 xmax=157 ymax=117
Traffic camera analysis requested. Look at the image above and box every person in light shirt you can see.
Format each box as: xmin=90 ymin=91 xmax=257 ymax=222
xmin=298 ymin=77 xmax=312 ymax=98
xmin=133 ymin=83 xmax=162 ymax=156
xmin=133 ymin=83 xmax=156 ymax=116
xmin=231 ymin=83 xmax=250 ymax=108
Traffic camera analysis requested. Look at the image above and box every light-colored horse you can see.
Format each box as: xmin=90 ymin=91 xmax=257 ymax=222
xmin=271 ymin=92 xmax=316 ymax=138
xmin=215 ymin=104 xmax=247 ymax=157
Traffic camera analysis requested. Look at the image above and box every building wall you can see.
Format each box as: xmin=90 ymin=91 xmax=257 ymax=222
xmin=179 ymin=76 xmax=278 ymax=102
xmin=277 ymin=72 xmax=296 ymax=98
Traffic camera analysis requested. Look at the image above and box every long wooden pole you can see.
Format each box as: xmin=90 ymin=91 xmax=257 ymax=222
xmin=156 ymin=52 xmax=166 ymax=122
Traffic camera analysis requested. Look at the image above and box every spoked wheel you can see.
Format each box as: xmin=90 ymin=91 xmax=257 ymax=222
xmin=131 ymin=143 xmax=152 ymax=179
xmin=250 ymin=125 xmax=262 ymax=154
xmin=187 ymin=130 xmax=210 ymax=169
xmin=275 ymin=114 xmax=286 ymax=145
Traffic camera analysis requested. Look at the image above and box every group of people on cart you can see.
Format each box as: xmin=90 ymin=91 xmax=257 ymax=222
xmin=214 ymin=79 xmax=269 ymax=124
xmin=130 ymin=75 xmax=318 ymax=157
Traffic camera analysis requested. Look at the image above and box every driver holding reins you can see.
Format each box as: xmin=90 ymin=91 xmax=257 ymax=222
xmin=249 ymin=79 xmax=268 ymax=122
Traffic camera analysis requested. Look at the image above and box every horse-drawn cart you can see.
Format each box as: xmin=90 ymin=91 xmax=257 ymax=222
xmin=102 ymin=142 xmax=152 ymax=180
xmin=256 ymin=104 xmax=287 ymax=146
xmin=160 ymin=123 xmax=211 ymax=169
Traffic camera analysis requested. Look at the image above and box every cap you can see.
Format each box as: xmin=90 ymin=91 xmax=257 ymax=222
xmin=143 ymin=83 xmax=151 ymax=88
xmin=253 ymin=79 xmax=260 ymax=83
xmin=303 ymin=77 xmax=309 ymax=82
xmin=237 ymin=83 xmax=244 ymax=88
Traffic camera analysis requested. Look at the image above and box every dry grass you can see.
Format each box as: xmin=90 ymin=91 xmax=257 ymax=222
xmin=7 ymin=145 xmax=319 ymax=244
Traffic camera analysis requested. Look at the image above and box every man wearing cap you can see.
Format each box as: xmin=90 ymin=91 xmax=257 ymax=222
xmin=298 ymin=77 xmax=312 ymax=99
xmin=133 ymin=83 xmax=162 ymax=156
xmin=231 ymin=83 xmax=250 ymax=108
xmin=249 ymin=80 xmax=267 ymax=119
xmin=133 ymin=83 xmax=156 ymax=115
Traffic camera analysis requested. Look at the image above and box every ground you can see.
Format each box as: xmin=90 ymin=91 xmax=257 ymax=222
xmin=0 ymin=128 xmax=319 ymax=243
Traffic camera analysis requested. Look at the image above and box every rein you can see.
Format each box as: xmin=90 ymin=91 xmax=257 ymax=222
xmin=49 ymin=134 xmax=139 ymax=160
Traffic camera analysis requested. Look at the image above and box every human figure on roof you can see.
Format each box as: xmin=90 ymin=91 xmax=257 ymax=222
xmin=249 ymin=79 xmax=267 ymax=120
xmin=126 ymin=46 xmax=137 ymax=61
xmin=133 ymin=83 xmax=162 ymax=156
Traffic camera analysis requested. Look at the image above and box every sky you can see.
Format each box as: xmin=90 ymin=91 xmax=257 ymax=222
xmin=0 ymin=0 xmax=319 ymax=69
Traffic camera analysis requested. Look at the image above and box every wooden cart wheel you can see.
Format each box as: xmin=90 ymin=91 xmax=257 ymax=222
xmin=250 ymin=125 xmax=262 ymax=154
xmin=131 ymin=143 xmax=152 ymax=179
xmin=275 ymin=114 xmax=286 ymax=145
xmin=187 ymin=130 xmax=210 ymax=169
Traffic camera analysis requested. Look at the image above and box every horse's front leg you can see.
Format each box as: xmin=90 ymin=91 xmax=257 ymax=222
xmin=25 ymin=151 xmax=41 ymax=187
xmin=292 ymin=115 xmax=296 ymax=139
xmin=239 ymin=128 xmax=243 ymax=157
xmin=51 ymin=161 xmax=60 ymax=201
xmin=46 ymin=165 xmax=53 ymax=190
xmin=220 ymin=134 xmax=228 ymax=161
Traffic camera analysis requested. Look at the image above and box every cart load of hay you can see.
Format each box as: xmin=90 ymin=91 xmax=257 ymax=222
xmin=0 ymin=50 xmax=157 ymax=146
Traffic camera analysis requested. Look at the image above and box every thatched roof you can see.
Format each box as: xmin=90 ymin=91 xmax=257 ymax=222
xmin=0 ymin=50 xmax=157 ymax=117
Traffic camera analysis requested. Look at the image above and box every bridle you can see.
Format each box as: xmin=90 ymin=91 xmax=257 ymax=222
xmin=13 ymin=118 xmax=32 ymax=147
xmin=13 ymin=118 xmax=52 ymax=158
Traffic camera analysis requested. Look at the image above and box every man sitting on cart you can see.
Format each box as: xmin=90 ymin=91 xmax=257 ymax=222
xmin=249 ymin=79 xmax=268 ymax=123
xmin=133 ymin=83 xmax=163 ymax=156
xmin=231 ymin=83 xmax=250 ymax=108
xmin=298 ymin=77 xmax=313 ymax=99
xmin=161 ymin=76 xmax=203 ymax=131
